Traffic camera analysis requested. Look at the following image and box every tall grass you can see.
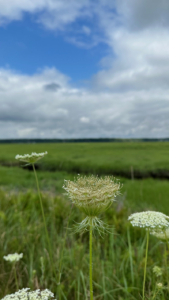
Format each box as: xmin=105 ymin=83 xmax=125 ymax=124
xmin=1 ymin=141 xmax=169 ymax=299
xmin=0 ymin=185 xmax=169 ymax=299
xmin=1 ymin=142 xmax=169 ymax=177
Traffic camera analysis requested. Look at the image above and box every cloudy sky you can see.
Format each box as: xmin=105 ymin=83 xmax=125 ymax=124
xmin=0 ymin=0 xmax=169 ymax=139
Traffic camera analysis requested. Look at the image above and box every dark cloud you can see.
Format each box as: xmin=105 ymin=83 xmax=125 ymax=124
xmin=43 ymin=82 xmax=61 ymax=91
xmin=118 ymin=0 xmax=169 ymax=31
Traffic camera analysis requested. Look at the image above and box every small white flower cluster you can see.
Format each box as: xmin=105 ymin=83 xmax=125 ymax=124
xmin=151 ymin=227 xmax=169 ymax=240
xmin=153 ymin=266 xmax=163 ymax=277
xmin=128 ymin=211 xmax=169 ymax=231
xmin=15 ymin=152 xmax=48 ymax=164
xmin=156 ymin=282 xmax=163 ymax=289
xmin=2 ymin=288 xmax=56 ymax=300
xmin=3 ymin=253 xmax=23 ymax=263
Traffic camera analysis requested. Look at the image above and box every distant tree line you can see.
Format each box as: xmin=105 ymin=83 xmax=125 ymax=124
xmin=0 ymin=138 xmax=168 ymax=143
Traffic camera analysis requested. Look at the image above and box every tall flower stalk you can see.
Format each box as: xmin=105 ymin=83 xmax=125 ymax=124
xmin=89 ymin=218 xmax=93 ymax=300
xmin=63 ymin=175 xmax=121 ymax=299
xmin=143 ymin=229 xmax=149 ymax=300
xmin=128 ymin=211 xmax=169 ymax=300
xmin=151 ymin=227 xmax=169 ymax=287
xmin=32 ymin=163 xmax=52 ymax=264
xmin=15 ymin=152 xmax=56 ymax=278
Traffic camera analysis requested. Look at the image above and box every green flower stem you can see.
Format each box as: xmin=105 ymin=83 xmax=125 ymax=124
xmin=152 ymin=289 xmax=160 ymax=300
xmin=32 ymin=164 xmax=56 ymax=278
xmin=13 ymin=263 xmax=18 ymax=290
xmin=164 ymin=243 xmax=169 ymax=288
xmin=164 ymin=232 xmax=169 ymax=288
xmin=57 ymin=210 xmax=72 ymax=300
xmin=89 ymin=218 xmax=94 ymax=300
xmin=165 ymin=232 xmax=169 ymax=252
xmin=143 ymin=229 xmax=149 ymax=300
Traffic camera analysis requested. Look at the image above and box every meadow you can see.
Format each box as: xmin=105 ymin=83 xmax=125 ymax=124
xmin=1 ymin=141 xmax=169 ymax=177
xmin=1 ymin=141 xmax=169 ymax=300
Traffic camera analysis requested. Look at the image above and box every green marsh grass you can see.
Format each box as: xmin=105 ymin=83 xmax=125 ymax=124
xmin=1 ymin=142 xmax=169 ymax=299
xmin=1 ymin=141 xmax=169 ymax=177
xmin=0 ymin=180 xmax=169 ymax=299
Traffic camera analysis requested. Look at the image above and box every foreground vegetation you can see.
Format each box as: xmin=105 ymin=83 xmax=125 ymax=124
xmin=0 ymin=186 xmax=168 ymax=300
xmin=1 ymin=141 xmax=169 ymax=299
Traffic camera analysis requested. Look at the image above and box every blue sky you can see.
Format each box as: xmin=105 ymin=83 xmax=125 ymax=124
xmin=0 ymin=0 xmax=169 ymax=139
xmin=0 ymin=13 xmax=109 ymax=83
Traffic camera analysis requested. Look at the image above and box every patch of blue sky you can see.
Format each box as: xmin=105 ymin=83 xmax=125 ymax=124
xmin=0 ymin=12 xmax=111 ymax=84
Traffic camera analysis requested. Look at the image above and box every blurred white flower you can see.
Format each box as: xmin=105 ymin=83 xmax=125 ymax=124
xmin=151 ymin=227 xmax=169 ymax=240
xmin=153 ymin=266 xmax=163 ymax=277
xmin=1 ymin=288 xmax=56 ymax=300
xmin=156 ymin=282 xmax=163 ymax=289
xmin=3 ymin=253 xmax=23 ymax=263
xmin=15 ymin=151 xmax=47 ymax=164
xmin=128 ymin=211 xmax=169 ymax=231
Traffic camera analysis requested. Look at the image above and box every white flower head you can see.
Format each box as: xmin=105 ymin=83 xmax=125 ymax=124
xmin=128 ymin=211 xmax=169 ymax=231
xmin=153 ymin=266 xmax=163 ymax=277
xmin=63 ymin=175 xmax=121 ymax=217
xmin=3 ymin=253 xmax=23 ymax=263
xmin=1 ymin=288 xmax=56 ymax=300
xmin=156 ymin=282 xmax=163 ymax=289
xmin=63 ymin=175 xmax=121 ymax=233
xmin=15 ymin=151 xmax=48 ymax=164
xmin=151 ymin=227 xmax=169 ymax=240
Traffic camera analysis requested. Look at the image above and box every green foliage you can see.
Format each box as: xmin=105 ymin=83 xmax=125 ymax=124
xmin=0 ymin=185 xmax=168 ymax=300
xmin=1 ymin=142 xmax=169 ymax=299
xmin=1 ymin=141 xmax=169 ymax=177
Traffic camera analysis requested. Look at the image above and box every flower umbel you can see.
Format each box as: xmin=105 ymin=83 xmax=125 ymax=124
xmin=1 ymin=288 xmax=56 ymax=300
xmin=3 ymin=253 xmax=23 ymax=263
xmin=63 ymin=175 xmax=121 ymax=233
xmin=15 ymin=151 xmax=48 ymax=164
xmin=153 ymin=266 xmax=163 ymax=277
xmin=128 ymin=211 xmax=169 ymax=300
xmin=63 ymin=175 xmax=120 ymax=217
xmin=63 ymin=175 xmax=121 ymax=300
xmin=151 ymin=227 xmax=169 ymax=240
xmin=128 ymin=211 xmax=169 ymax=231
xmin=156 ymin=282 xmax=163 ymax=289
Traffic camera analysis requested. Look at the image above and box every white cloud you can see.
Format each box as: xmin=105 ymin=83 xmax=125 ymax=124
xmin=0 ymin=66 xmax=169 ymax=139
xmin=1 ymin=1 xmax=169 ymax=138
xmin=82 ymin=26 xmax=91 ymax=35
xmin=0 ymin=0 xmax=91 ymax=29
xmin=80 ymin=117 xmax=90 ymax=123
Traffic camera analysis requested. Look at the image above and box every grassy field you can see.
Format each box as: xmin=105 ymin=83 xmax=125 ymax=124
xmin=0 ymin=141 xmax=169 ymax=177
xmin=1 ymin=141 xmax=169 ymax=300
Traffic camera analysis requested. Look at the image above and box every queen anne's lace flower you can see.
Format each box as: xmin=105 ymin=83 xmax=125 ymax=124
xmin=128 ymin=211 xmax=169 ymax=231
xmin=151 ymin=227 xmax=169 ymax=240
xmin=1 ymin=288 xmax=56 ymax=300
xmin=63 ymin=175 xmax=121 ymax=216
xmin=156 ymin=282 xmax=163 ymax=289
xmin=3 ymin=253 xmax=23 ymax=263
xmin=153 ymin=266 xmax=163 ymax=277
xmin=15 ymin=152 xmax=48 ymax=164
xmin=63 ymin=175 xmax=121 ymax=233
